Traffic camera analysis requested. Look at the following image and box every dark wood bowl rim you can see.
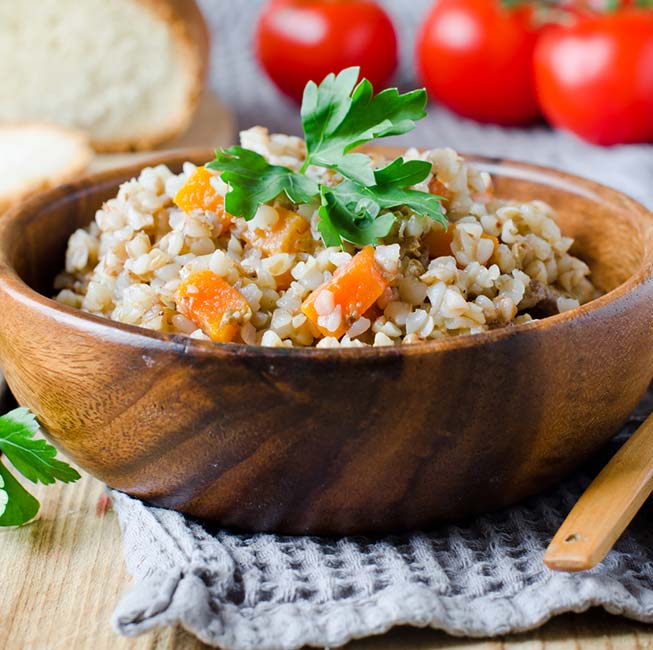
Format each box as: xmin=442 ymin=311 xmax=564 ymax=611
xmin=0 ymin=149 xmax=652 ymax=360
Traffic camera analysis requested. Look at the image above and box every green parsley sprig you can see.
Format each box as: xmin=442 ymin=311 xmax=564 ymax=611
xmin=0 ymin=407 xmax=80 ymax=526
xmin=208 ymin=67 xmax=446 ymax=248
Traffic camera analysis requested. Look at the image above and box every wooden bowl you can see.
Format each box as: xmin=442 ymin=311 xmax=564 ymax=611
xmin=0 ymin=149 xmax=652 ymax=535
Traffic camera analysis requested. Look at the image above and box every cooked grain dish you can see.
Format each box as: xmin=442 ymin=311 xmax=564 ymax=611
xmin=55 ymin=127 xmax=598 ymax=348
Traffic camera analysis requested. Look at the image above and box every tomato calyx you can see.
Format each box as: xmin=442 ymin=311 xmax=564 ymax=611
xmin=500 ymin=0 xmax=653 ymax=36
xmin=498 ymin=0 xmax=594 ymax=31
xmin=502 ymin=0 xmax=653 ymax=12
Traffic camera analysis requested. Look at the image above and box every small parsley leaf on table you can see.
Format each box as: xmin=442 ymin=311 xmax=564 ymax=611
xmin=0 ymin=408 xmax=80 ymax=484
xmin=0 ymin=461 xmax=40 ymax=527
xmin=0 ymin=407 xmax=81 ymax=527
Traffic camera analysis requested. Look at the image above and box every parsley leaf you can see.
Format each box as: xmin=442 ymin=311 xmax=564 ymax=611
xmin=0 ymin=407 xmax=81 ymax=527
xmin=373 ymin=157 xmax=433 ymax=187
xmin=318 ymin=187 xmax=396 ymax=248
xmin=206 ymin=68 xmax=446 ymax=248
xmin=325 ymin=157 xmax=447 ymax=245
xmin=370 ymin=158 xmax=447 ymax=227
xmin=0 ymin=461 xmax=40 ymax=527
xmin=0 ymin=408 xmax=80 ymax=485
xmin=207 ymin=146 xmax=319 ymax=220
xmin=301 ymin=67 xmax=427 ymax=185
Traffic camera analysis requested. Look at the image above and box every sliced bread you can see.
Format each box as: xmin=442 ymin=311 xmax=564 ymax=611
xmin=0 ymin=124 xmax=93 ymax=213
xmin=0 ymin=0 xmax=209 ymax=152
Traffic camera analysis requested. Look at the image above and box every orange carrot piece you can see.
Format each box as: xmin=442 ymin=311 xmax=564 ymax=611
xmin=424 ymin=224 xmax=454 ymax=258
xmin=481 ymin=233 xmax=499 ymax=249
xmin=175 ymin=270 xmax=251 ymax=343
xmin=473 ymin=180 xmax=495 ymax=203
xmin=301 ymin=246 xmax=390 ymax=339
xmin=479 ymin=233 xmax=499 ymax=264
xmin=242 ymin=207 xmax=311 ymax=255
xmin=174 ymin=167 xmax=231 ymax=228
xmin=428 ymin=177 xmax=453 ymax=204
xmin=427 ymin=177 xmax=454 ymax=258
xmin=473 ymin=190 xmax=494 ymax=202
xmin=272 ymin=269 xmax=294 ymax=291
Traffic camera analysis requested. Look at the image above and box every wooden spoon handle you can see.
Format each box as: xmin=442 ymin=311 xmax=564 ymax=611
xmin=544 ymin=410 xmax=653 ymax=572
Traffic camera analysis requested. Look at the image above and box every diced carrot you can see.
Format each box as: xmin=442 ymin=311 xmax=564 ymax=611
xmin=426 ymin=178 xmax=455 ymax=258
xmin=424 ymin=224 xmax=454 ymax=258
xmin=481 ymin=232 xmax=499 ymax=262
xmin=272 ymin=269 xmax=294 ymax=291
xmin=242 ymin=207 xmax=311 ymax=255
xmin=175 ymin=270 xmax=251 ymax=343
xmin=473 ymin=190 xmax=494 ymax=202
xmin=481 ymin=233 xmax=499 ymax=250
xmin=174 ymin=167 xmax=231 ymax=228
xmin=473 ymin=180 xmax=495 ymax=203
xmin=301 ymin=246 xmax=391 ymax=339
xmin=428 ymin=177 xmax=453 ymax=204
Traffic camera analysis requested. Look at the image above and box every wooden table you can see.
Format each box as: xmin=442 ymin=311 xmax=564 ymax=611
xmin=1 ymin=473 xmax=652 ymax=650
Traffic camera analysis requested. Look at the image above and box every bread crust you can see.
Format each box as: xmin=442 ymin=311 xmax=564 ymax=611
xmin=90 ymin=0 xmax=210 ymax=153
xmin=0 ymin=124 xmax=93 ymax=213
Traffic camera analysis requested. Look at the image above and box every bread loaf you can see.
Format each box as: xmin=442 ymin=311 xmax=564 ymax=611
xmin=0 ymin=124 xmax=92 ymax=213
xmin=0 ymin=0 xmax=209 ymax=152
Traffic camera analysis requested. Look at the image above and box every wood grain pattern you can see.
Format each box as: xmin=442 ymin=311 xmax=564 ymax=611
xmin=1 ymin=473 xmax=653 ymax=649
xmin=545 ymin=411 xmax=653 ymax=571
xmin=0 ymin=151 xmax=652 ymax=535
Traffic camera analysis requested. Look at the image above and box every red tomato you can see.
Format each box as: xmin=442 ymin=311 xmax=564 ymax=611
xmin=534 ymin=10 xmax=653 ymax=145
xmin=255 ymin=0 xmax=398 ymax=103
xmin=416 ymin=0 xmax=541 ymax=126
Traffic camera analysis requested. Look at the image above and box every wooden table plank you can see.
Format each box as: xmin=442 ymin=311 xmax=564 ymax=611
xmin=1 ymin=473 xmax=652 ymax=649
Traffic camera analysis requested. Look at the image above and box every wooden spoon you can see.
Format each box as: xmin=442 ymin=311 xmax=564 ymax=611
xmin=544 ymin=410 xmax=653 ymax=571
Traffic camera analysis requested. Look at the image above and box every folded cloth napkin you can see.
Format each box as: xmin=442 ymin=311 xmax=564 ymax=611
xmin=110 ymin=392 xmax=653 ymax=650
